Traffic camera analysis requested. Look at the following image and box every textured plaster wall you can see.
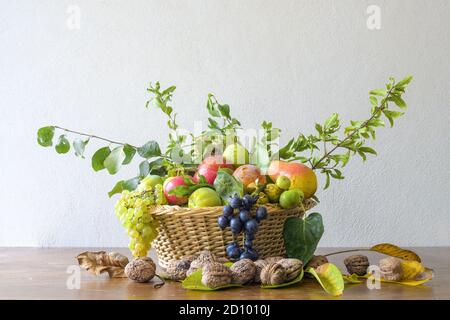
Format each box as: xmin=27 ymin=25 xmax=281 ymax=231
xmin=1 ymin=0 xmax=449 ymax=247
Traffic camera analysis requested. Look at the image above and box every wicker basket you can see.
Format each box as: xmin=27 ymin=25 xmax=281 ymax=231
xmin=151 ymin=199 xmax=316 ymax=268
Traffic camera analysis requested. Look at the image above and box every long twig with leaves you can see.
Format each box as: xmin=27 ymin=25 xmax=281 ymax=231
xmin=277 ymin=76 xmax=412 ymax=188
xmin=37 ymin=76 xmax=412 ymax=196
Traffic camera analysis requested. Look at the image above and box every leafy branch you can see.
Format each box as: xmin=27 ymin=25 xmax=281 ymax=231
xmin=279 ymin=76 xmax=413 ymax=189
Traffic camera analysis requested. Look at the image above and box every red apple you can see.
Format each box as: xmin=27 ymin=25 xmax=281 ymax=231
xmin=193 ymin=155 xmax=234 ymax=184
xmin=163 ymin=176 xmax=192 ymax=205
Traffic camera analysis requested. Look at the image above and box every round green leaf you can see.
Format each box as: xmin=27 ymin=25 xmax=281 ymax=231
xmin=55 ymin=135 xmax=70 ymax=154
xmin=104 ymin=146 xmax=125 ymax=175
xmin=122 ymin=144 xmax=136 ymax=165
xmin=137 ymin=141 xmax=161 ymax=159
xmin=37 ymin=126 xmax=55 ymax=147
xmin=91 ymin=147 xmax=111 ymax=171
xmin=73 ymin=138 xmax=89 ymax=158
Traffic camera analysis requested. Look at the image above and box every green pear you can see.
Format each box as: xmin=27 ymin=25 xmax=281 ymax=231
xmin=223 ymin=143 xmax=250 ymax=165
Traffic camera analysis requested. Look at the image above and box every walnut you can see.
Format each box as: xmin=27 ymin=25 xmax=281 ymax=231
xmin=260 ymin=262 xmax=287 ymax=286
xmin=253 ymin=259 xmax=269 ymax=283
xmin=344 ymin=255 xmax=370 ymax=276
xmin=306 ymin=255 xmax=328 ymax=269
xmin=201 ymin=262 xmax=232 ymax=288
xmin=164 ymin=259 xmax=191 ymax=281
xmin=186 ymin=250 xmax=218 ymax=276
xmin=265 ymin=256 xmax=284 ymax=264
xmin=278 ymin=258 xmax=303 ymax=281
xmin=230 ymin=259 xmax=256 ymax=284
xmin=125 ymin=257 xmax=156 ymax=283
xmin=379 ymin=257 xmax=403 ymax=281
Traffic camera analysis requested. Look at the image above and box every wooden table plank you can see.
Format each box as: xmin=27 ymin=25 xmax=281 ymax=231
xmin=0 ymin=247 xmax=448 ymax=300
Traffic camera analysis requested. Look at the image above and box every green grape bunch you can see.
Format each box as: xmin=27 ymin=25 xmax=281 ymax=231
xmin=114 ymin=183 xmax=166 ymax=257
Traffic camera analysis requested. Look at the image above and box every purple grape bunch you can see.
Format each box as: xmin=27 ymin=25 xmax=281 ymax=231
xmin=217 ymin=194 xmax=268 ymax=261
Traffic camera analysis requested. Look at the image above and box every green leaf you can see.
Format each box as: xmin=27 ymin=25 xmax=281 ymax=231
xmin=382 ymin=110 xmax=404 ymax=127
xmin=123 ymin=177 xmax=140 ymax=191
xmin=251 ymin=142 xmax=270 ymax=172
xmin=139 ymin=160 xmax=150 ymax=177
xmin=324 ymin=113 xmax=339 ymax=131
xmin=137 ymin=141 xmax=161 ymax=159
xmin=324 ymin=172 xmax=331 ymax=190
xmin=148 ymin=158 xmax=166 ymax=176
xmin=122 ymin=144 xmax=136 ymax=165
xmin=55 ymin=135 xmax=70 ymax=154
xmin=91 ymin=147 xmax=111 ymax=171
xmin=108 ymin=180 xmax=124 ymax=197
xmin=306 ymin=263 xmax=344 ymax=296
xmin=369 ymin=89 xmax=387 ymax=96
xmin=315 ymin=123 xmax=323 ymax=135
xmin=214 ymin=169 xmax=244 ymax=203
xmin=107 ymin=177 xmax=141 ymax=197
xmin=389 ymin=95 xmax=407 ymax=109
xmin=359 ymin=146 xmax=377 ymax=155
xmin=218 ymin=104 xmax=230 ymax=119
xmin=37 ymin=126 xmax=55 ymax=147
xmin=284 ymin=212 xmax=324 ymax=265
xmin=104 ymin=146 xmax=126 ymax=175
xmin=182 ymin=269 xmax=242 ymax=291
xmin=395 ymin=75 xmax=413 ymax=89
xmin=369 ymin=96 xmax=378 ymax=106
xmin=73 ymin=138 xmax=89 ymax=158
xmin=261 ymin=269 xmax=304 ymax=289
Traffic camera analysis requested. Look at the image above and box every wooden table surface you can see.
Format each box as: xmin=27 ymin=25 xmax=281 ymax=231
xmin=0 ymin=247 xmax=448 ymax=300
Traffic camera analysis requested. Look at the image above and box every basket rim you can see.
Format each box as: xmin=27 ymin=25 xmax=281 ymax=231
xmin=151 ymin=199 xmax=317 ymax=217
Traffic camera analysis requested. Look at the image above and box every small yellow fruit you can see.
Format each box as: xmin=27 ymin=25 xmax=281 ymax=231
xmin=264 ymin=184 xmax=283 ymax=203
xmin=256 ymin=192 xmax=269 ymax=204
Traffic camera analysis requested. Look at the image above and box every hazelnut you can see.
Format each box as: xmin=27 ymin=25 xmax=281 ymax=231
xmin=125 ymin=257 xmax=156 ymax=283
xmin=230 ymin=259 xmax=256 ymax=284
xmin=379 ymin=257 xmax=403 ymax=281
xmin=165 ymin=259 xmax=191 ymax=281
xmin=344 ymin=255 xmax=370 ymax=276
xmin=260 ymin=262 xmax=287 ymax=286
xmin=278 ymin=258 xmax=303 ymax=281
xmin=306 ymin=255 xmax=328 ymax=270
xmin=201 ymin=262 xmax=232 ymax=288
xmin=253 ymin=259 xmax=269 ymax=283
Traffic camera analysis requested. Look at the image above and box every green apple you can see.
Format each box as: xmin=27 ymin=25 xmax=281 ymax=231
xmin=188 ymin=187 xmax=222 ymax=208
xmin=137 ymin=175 xmax=164 ymax=192
xmin=223 ymin=143 xmax=250 ymax=165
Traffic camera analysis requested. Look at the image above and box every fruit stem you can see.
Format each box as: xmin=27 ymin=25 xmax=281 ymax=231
xmin=323 ymin=248 xmax=370 ymax=257
xmin=153 ymin=274 xmax=166 ymax=288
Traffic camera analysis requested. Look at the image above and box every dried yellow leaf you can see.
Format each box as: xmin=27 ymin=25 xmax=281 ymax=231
xmin=371 ymin=243 xmax=421 ymax=262
xmin=400 ymin=260 xmax=426 ymax=280
xmin=76 ymin=251 xmax=129 ymax=278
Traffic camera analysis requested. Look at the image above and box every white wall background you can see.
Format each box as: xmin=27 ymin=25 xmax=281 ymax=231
xmin=1 ymin=0 xmax=449 ymax=248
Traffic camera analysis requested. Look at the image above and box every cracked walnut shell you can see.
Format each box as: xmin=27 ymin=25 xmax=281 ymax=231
xmin=230 ymin=259 xmax=256 ymax=284
xmin=253 ymin=259 xmax=269 ymax=283
xmin=125 ymin=257 xmax=156 ymax=283
xmin=278 ymin=258 xmax=303 ymax=281
xmin=260 ymin=262 xmax=287 ymax=286
xmin=344 ymin=255 xmax=370 ymax=276
xmin=201 ymin=262 xmax=232 ymax=288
